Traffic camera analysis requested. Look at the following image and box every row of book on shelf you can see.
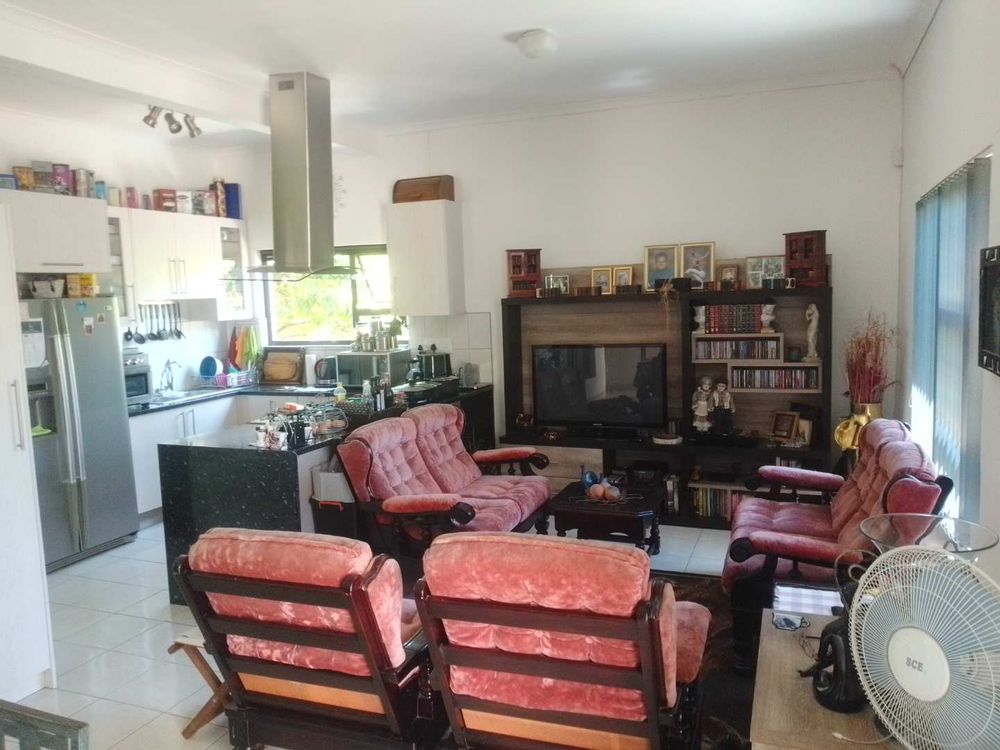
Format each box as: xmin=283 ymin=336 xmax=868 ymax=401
xmin=730 ymin=366 xmax=820 ymax=390
xmin=701 ymin=304 xmax=764 ymax=334
xmin=694 ymin=337 xmax=780 ymax=361
xmin=689 ymin=485 xmax=747 ymax=522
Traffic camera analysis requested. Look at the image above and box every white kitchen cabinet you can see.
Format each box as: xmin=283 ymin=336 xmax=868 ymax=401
xmin=187 ymin=397 xmax=239 ymax=436
xmin=0 ymin=190 xmax=110 ymax=273
xmin=0 ymin=204 xmax=56 ymax=699
xmin=216 ymin=219 xmax=253 ymax=321
xmin=173 ymin=213 xmax=222 ymax=299
xmin=387 ymin=199 xmax=464 ymax=316
xmin=128 ymin=208 xmax=176 ymax=301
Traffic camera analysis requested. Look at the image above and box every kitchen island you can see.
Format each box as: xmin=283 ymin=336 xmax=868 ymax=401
xmin=159 ymin=424 xmax=344 ymax=603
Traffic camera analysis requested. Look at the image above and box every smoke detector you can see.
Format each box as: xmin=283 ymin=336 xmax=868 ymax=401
xmin=516 ymin=29 xmax=558 ymax=59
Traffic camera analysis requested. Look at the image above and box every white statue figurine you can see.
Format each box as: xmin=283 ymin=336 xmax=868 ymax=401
xmin=760 ymin=304 xmax=776 ymax=333
xmin=804 ymin=303 xmax=821 ymax=362
xmin=694 ymin=306 xmax=706 ymax=333
xmin=692 ymin=375 xmax=713 ymax=432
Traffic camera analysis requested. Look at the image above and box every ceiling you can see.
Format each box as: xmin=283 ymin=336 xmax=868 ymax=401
xmin=2 ymin=0 xmax=936 ymax=132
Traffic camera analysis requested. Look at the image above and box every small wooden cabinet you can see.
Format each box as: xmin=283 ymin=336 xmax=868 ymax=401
xmin=506 ymin=249 xmax=541 ymax=298
xmin=784 ymin=230 xmax=827 ymax=287
xmin=0 ymin=190 xmax=110 ymax=273
xmin=387 ymin=199 xmax=464 ymax=316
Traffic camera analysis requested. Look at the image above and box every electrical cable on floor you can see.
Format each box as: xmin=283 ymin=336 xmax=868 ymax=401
xmin=831 ymin=731 xmax=891 ymax=744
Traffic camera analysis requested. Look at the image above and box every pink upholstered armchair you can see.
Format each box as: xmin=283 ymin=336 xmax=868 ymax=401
xmin=173 ymin=528 xmax=448 ymax=748
xmin=723 ymin=419 xmax=951 ymax=667
xmin=416 ymin=532 xmax=711 ymax=750
xmin=337 ymin=405 xmax=551 ymax=555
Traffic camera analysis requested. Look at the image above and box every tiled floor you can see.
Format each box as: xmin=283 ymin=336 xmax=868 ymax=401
xmin=19 ymin=520 xmax=728 ymax=750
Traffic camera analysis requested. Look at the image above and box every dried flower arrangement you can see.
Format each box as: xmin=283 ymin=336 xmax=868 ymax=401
xmin=844 ymin=311 xmax=897 ymax=403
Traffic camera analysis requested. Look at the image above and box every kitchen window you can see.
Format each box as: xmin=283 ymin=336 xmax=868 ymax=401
xmin=264 ymin=245 xmax=394 ymax=343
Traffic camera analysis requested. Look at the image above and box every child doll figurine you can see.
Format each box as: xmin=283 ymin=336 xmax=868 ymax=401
xmin=709 ymin=379 xmax=736 ymax=436
xmin=692 ymin=375 xmax=713 ymax=432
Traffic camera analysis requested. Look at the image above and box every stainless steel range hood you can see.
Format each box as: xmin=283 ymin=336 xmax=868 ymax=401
xmin=265 ymin=72 xmax=334 ymax=274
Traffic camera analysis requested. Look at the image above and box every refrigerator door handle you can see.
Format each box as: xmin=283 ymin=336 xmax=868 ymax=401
xmin=50 ymin=335 xmax=78 ymax=484
xmin=7 ymin=380 xmax=25 ymax=450
xmin=60 ymin=333 xmax=87 ymax=482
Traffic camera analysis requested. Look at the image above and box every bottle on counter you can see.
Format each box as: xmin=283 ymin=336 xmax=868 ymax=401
xmin=333 ymin=382 xmax=347 ymax=403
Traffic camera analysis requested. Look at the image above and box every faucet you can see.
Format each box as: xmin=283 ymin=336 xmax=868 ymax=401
xmin=161 ymin=360 xmax=181 ymax=392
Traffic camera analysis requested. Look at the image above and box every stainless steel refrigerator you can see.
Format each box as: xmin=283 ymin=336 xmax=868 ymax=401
xmin=21 ymin=296 xmax=138 ymax=570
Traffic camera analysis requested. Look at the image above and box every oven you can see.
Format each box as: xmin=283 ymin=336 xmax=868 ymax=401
xmin=123 ymin=349 xmax=153 ymax=408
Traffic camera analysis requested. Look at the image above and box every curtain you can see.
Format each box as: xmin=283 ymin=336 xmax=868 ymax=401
xmin=912 ymin=157 xmax=990 ymax=519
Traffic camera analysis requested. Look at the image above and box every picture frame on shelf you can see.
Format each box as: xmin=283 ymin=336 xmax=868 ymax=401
xmin=746 ymin=255 xmax=786 ymax=289
xmin=591 ymin=267 xmax=613 ymax=295
xmin=544 ymin=274 xmax=570 ymax=295
xmin=795 ymin=419 xmax=813 ymax=448
xmin=718 ymin=263 xmax=739 ymax=289
xmin=979 ymin=245 xmax=1000 ymax=376
xmin=613 ymin=266 xmax=634 ymax=287
xmin=770 ymin=411 xmax=800 ymax=442
xmin=644 ymin=244 xmax=678 ymax=290
xmin=0 ymin=174 xmax=16 ymax=190
xmin=681 ymin=242 xmax=715 ymax=289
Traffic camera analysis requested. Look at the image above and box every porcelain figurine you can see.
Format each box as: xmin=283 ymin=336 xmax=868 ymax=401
xmin=761 ymin=304 xmax=776 ymax=333
xmin=804 ymin=304 xmax=821 ymax=362
xmin=692 ymin=375 xmax=713 ymax=432
xmin=709 ymin=379 xmax=736 ymax=436
xmin=694 ymin=305 xmax=706 ymax=333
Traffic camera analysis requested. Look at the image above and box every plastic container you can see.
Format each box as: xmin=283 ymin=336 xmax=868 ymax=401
xmin=333 ymin=382 xmax=347 ymax=402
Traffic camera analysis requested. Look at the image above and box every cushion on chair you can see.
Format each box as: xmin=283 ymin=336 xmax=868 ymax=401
xmin=404 ymin=404 xmax=483 ymax=493
xmin=732 ymin=497 xmax=836 ymax=539
xmin=347 ymin=417 xmax=443 ymax=499
xmin=423 ymin=533 xmax=703 ymax=721
xmin=458 ymin=475 xmax=550 ymax=523
xmin=189 ymin=528 xmax=411 ymax=676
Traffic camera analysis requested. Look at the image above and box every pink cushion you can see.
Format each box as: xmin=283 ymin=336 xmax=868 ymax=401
xmin=758 ymin=466 xmax=845 ymax=492
xmin=189 ymin=528 xmax=408 ymax=675
xmin=458 ymin=475 xmax=550 ymax=523
xmin=424 ymin=533 xmax=708 ymax=720
xmin=347 ymin=418 xmax=442 ymax=499
xmin=722 ymin=553 xmax=834 ymax=593
xmin=404 ymin=404 xmax=483 ymax=493
xmin=733 ymin=497 xmax=836 ymax=539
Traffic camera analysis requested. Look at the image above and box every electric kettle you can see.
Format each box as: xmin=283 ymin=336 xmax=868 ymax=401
xmin=314 ymin=356 xmax=339 ymax=386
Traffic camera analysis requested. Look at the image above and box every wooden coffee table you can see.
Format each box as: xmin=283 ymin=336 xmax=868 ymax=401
xmin=545 ymin=481 xmax=662 ymax=554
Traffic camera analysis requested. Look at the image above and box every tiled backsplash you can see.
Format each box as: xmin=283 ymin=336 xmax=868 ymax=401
xmin=406 ymin=312 xmax=493 ymax=383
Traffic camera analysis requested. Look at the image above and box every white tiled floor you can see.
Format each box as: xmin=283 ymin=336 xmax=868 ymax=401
xmin=19 ymin=520 xmax=727 ymax=750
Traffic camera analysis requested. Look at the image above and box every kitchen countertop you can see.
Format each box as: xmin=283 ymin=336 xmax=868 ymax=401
xmin=158 ymin=422 xmax=344 ymax=455
xmin=129 ymin=382 xmax=493 ymax=417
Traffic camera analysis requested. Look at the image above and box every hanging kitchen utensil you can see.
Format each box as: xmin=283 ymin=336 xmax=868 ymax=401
xmin=156 ymin=304 xmax=169 ymax=340
xmin=123 ymin=323 xmax=133 ymax=342
xmin=134 ymin=305 xmax=146 ymax=344
xmin=165 ymin=303 xmax=175 ymax=339
xmin=146 ymin=304 xmax=159 ymax=341
xmin=175 ymin=301 xmax=186 ymax=339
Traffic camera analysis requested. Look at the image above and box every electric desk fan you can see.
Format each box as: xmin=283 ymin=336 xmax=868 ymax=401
xmin=849 ymin=543 xmax=1000 ymax=749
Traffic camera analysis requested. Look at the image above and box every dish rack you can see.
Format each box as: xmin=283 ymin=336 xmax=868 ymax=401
xmin=201 ymin=371 xmax=253 ymax=388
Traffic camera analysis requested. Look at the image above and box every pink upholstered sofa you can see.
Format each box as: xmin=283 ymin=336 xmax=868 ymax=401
xmin=338 ymin=404 xmax=551 ymax=552
xmin=723 ymin=419 xmax=950 ymax=664
xmin=174 ymin=528 xmax=448 ymax=747
xmin=416 ymin=532 xmax=711 ymax=750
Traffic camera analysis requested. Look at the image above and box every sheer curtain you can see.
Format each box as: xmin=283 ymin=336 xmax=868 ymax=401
xmin=911 ymin=157 xmax=990 ymax=519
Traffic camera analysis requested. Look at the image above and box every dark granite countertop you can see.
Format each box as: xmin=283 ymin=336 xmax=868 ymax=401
xmin=130 ymin=382 xmax=493 ymax=417
xmin=158 ymin=422 xmax=344 ymax=455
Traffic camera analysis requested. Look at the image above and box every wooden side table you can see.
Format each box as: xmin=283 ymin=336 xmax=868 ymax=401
xmin=750 ymin=609 xmax=900 ymax=749
xmin=545 ymin=482 xmax=662 ymax=554
xmin=168 ymin=631 xmax=229 ymax=738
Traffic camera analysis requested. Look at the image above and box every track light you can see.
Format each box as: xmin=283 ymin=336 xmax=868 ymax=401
xmin=183 ymin=113 xmax=202 ymax=138
xmin=163 ymin=111 xmax=183 ymax=134
xmin=142 ymin=105 xmax=162 ymax=128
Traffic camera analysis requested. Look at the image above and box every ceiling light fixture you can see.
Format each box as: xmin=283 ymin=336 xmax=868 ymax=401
xmin=515 ymin=29 xmax=557 ymax=59
xmin=183 ymin=113 xmax=202 ymax=138
xmin=142 ymin=105 xmax=162 ymax=128
xmin=163 ymin=111 xmax=183 ymax=134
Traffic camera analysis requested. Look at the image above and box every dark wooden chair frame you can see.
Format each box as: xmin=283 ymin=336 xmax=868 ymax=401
xmin=173 ymin=554 xmax=448 ymax=750
xmin=415 ymin=577 xmax=702 ymax=750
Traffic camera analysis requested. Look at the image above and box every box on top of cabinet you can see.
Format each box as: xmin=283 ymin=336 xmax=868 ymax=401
xmin=176 ymin=190 xmax=193 ymax=214
xmin=153 ymin=189 xmax=177 ymax=212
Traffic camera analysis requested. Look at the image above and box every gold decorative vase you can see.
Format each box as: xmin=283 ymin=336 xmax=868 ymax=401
xmin=834 ymin=402 xmax=883 ymax=451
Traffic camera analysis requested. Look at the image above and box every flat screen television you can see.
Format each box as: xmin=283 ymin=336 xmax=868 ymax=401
xmin=532 ymin=344 xmax=667 ymax=430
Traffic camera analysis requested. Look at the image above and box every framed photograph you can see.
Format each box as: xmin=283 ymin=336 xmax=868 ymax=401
xmin=980 ymin=245 xmax=1000 ymax=376
xmin=746 ymin=255 xmax=786 ymax=289
xmin=644 ymin=244 xmax=678 ymax=290
xmin=544 ymin=274 xmax=570 ymax=295
xmin=613 ymin=266 xmax=634 ymax=287
xmin=0 ymin=174 xmax=16 ymax=190
xmin=718 ymin=264 xmax=739 ymax=283
xmin=770 ymin=411 xmax=800 ymax=442
xmin=680 ymin=242 xmax=715 ymax=289
xmin=591 ymin=267 xmax=613 ymax=295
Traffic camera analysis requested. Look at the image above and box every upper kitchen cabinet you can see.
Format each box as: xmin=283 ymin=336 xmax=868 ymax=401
xmin=128 ymin=208 xmax=176 ymax=300
xmin=173 ymin=213 xmax=223 ymax=298
xmin=0 ymin=190 xmax=110 ymax=273
xmin=387 ymin=199 xmax=464 ymax=316
xmin=216 ymin=218 xmax=254 ymax=320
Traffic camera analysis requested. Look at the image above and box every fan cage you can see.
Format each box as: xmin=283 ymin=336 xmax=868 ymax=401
xmin=850 ymin=545 xmax=1000 ymax=750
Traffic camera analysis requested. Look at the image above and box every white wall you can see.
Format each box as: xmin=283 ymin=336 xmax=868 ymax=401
xmin=900 ymin=0 xmax=1000 ymax=578
xmin=381 ymin=78 xmax=904 ymax=430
